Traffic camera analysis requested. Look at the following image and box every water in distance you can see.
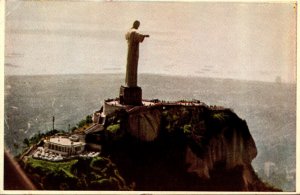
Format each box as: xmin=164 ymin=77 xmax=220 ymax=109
xmin=4 ymin=73 xmax=296 ymax=191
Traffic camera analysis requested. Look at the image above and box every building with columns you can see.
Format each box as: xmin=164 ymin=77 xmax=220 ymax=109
xmin=44 ymin=135 xmax=85 ymax=156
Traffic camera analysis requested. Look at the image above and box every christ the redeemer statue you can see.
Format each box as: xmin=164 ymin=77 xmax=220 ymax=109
xmin=125 ymin=20 xmax=150 ymax=87
xmin=119 ymin=20 xmax=149 ymax=106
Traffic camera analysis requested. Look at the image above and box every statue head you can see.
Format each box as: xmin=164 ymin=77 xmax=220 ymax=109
xmin=132 ymin=20 xmax=140 ymax=29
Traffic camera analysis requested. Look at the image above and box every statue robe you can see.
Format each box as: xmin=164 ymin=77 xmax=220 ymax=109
xmin=125 ymin=28 xmax=145 ymax=87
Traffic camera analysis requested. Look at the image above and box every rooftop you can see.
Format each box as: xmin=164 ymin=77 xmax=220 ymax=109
xmin=105 ymin=99 xmax=207 ymax=108
xmin=45 ymin=136 xmax=85 ymax=146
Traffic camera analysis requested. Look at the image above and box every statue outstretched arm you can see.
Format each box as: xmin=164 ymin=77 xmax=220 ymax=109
xmin=134 ymin=32 xmax=150 ymax=42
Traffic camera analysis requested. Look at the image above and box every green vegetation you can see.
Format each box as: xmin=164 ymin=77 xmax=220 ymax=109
xmin=162 ymin=109 xmax=181 ymax=133
xmin=106 ymin=123 xmax=124 ymax=141
xmin=107 ymin=124 xmax=120 ymax=134
xmin=86 ymin=115 xmax=93 ymax=124
xmin=212 ymin=113 xmax=226 ymax=121
xmin=20 ymin=112 xmax=129 ymax=190
xmin=160 ymin=107 xmax=209 ymax=154
xmin=27 ymin=157 xmax=77 ymax=176
xmin=23 ymin=129 xmax=64 ymax=148
xmin=77 ymin=119 xmax=86 ymax=128
xmin=183 ymin=124 xmax=192 ymax=134
xmin=22 ymin=115 xmax=93 ymax=150
xmin=19 ymin=104 xmax=281 ymax=191
xmin=211 ymin=111 xmax=231 ymax=122
xmin=103 ymin=109 xmax=127 ymax=141
xmin=162 ymin=107 xmax=200 ymax=134
xmin=23 ymin=138 xmax=30 ymax=147
xmin=77 ymin=115 xmax=93 ymax=128
xmin=24 ymin=156 xmax=129 ymax=190
xmin=26 ymin=157 xmax=78 ymax=190
xmin=71 ymin=126 xmax=77 ymax=132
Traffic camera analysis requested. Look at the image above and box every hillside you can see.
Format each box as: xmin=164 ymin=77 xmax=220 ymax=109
xmin=21 ymin=156 xmax=129 ymax=190
xmin=87 ymin=103 xmax=280 ymax=191
xmin=6 ymin=74 xmax=292 ymax=191
xmin=20 ymin=103 xmax=281 ymax=190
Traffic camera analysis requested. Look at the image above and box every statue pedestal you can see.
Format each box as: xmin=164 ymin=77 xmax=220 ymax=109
xmin=119 ymin=86 xmax=142 ymax=106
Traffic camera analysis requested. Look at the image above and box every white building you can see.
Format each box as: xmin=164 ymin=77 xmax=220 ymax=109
xmin=44 ymin=135 xmax=85 ymax=156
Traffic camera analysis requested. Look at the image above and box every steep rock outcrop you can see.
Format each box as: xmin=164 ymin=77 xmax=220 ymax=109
xmin=17 ymin=103 xmax=280 ymax=191
xmin=127 ymin=108 xmax=161 ymax=141
xmin=185 ymin=122 xmax=257 ymax=190
xmin=102 ymin=105 xmax=279 ymax=191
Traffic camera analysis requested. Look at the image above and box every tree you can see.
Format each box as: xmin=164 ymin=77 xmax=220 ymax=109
xmin=77 ymin=119 xmax=86 ymax=128
xmin=71 ymin=126 xmax=77 ymax=132
xmin=86 ymin=115 xmax=93 ymax=124
xmin=23 ymin=138 xmax=30 ymax=147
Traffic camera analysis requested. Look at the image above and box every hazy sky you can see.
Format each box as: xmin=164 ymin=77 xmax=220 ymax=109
xmin=5 ymin=0 xmax=296 ymax=83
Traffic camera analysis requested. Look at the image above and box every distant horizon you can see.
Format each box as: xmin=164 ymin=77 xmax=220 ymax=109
xmin=4 ymin=66 xmax=296 ymax=191
xmin=5 ymin=1 xmax=296 ymax=83
xmin=4 ymin=72 xmax=295 ymax=84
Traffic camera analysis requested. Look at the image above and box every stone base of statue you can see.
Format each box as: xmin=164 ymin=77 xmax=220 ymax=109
xmin=119 ymin=86 xmax=142 ymax=106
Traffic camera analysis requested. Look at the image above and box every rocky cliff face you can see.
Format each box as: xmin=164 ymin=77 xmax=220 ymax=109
xmin=127 ymin=107 xmax=161 ymax=142
xmin=184 ymin=119 xmax=257 ymax=190
xmin=19 ymin=103 xmax=279 ymax=191
xmin=102 ymin=104 xmax=279 ymax=191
